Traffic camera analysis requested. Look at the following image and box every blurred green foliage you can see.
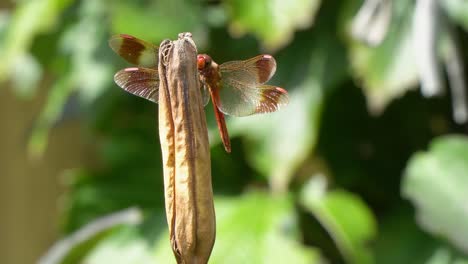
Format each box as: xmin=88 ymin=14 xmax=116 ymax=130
xmin=3 ymin=0 xmax=468 ymax=263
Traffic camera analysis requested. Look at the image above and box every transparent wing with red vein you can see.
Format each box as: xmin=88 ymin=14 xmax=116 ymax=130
xmin=200 ymin=82 xmax=210 ymax=106
xmin=219 ymin=54 xmax=277 ymax=85
xmin=109 ymin=34 xmax=159 ymax=67
xmin=217 ymin=83 xmax=288 ymax=116
xmin=217 ymin=55 xmax=288 ymax=117
xmin=114 ymin=67 xmax=159 ymax=103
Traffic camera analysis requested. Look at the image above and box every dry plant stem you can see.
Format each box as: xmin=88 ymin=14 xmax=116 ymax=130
xmin=413 ymin=0 xmax=444 ymax=97
xmin=445 ymin=26 xmax=468 ymax=124
xmin=352 ymin=0 xmax=392 ymax=46
xmin=158 ymin=33 xmax=216 ymax=264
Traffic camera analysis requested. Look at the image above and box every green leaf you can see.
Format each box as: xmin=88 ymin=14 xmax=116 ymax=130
xmin=40 ymin=208 xmax=143 ymax=264
xmin=155 ymin=193 xmax=324 ymax=263
xmin=402 ymin=135 xmax=468 ymax=254
xmin=0 ymin=0 xmax=73 ymax=89
xmin=27 ymin=73 xmax=75 ymax=157
xmin=28 ymin=0 xmax=114 ymax=157
xmin=375 ymin=207 xmax=443 ymax=264
xmin=82 ymin=215 xmax=166 ymax=264
xmin=225 ymin=0 xmax=321 ymax=50
xmin=345 ymin=0 xmax=419 ymax=113
xmin=78 ymin=193 xmax=322 ymax=264
xmin=210 ymin=192 xmax=321 ymax=264
xmin=0 ymin=10 xmax=10 ymax=41
xmin=62 ymin=0 xmax=114 ymax=102
xmin=442 ymin=0 xmax=468 ymax=31
xmin=110 ymin=0 xmax=204 ymax=44
xmin=375 ymin=209 xmax=468 ymax=264
xmin=425 ymin=246 xmax=468 ymax=264
xmin=11 ymin=53 xmax=43 ymax=98
xmin=300 ymin=176 xmax=377 ymax=264
xmin=62 ymin=164 xmax=163 ymax=232
xmin=229 ymin=79 xmax=320 ymax=192
xmin=228 ymin=27 xmax=347 ymax=191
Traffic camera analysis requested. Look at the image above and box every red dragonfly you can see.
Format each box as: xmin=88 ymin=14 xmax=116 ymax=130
xmin=109 ymin=34 xmax=288 ymax=153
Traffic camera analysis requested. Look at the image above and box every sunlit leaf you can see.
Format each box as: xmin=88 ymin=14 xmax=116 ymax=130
xmin=0 ymin=0 xmax=73 ymax=90
xmin=442 ymin=0 xmax=468 ymax=31
xmin=345 ymin=0 xmax=419 ymax=113
xmin=73 ymin=193 xmax=322 ymax=264
xmin=40 ymin=208 xmax=143 ymax=264
xmin=27 ymin=73 xmax=75 ymax=158
xmin=210 ymin=192 xmax=322 ymax=263
xmin=61 ymin=0 xmax=113 ymax=102
xmin=425 ymin=246 xmax=468 ymax=264
xmin=82 ymin=218 xmax=165 ymax=264
xmin=28 ymin=0 xmax=114 ymax=156
xmin=11 ymin=53 xmax=42 ymax=98
xmin=0 ymin=10 xmax=11 ymax=42
xmin=402 ymin=135 xmax=468 ymax=254
xmin=225 ymin=0 xmax=321 ymax=51
xmin=160 ymin=194 xmax=326 ymax=263
xmin=110 ymin=0 xmax=205 ymax=45
xmin=300 ymin=176 xmax=377 ymax=264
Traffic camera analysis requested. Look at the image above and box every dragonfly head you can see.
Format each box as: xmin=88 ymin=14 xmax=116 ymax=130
xmin=197 ymin=54 xmax=212 ymax=72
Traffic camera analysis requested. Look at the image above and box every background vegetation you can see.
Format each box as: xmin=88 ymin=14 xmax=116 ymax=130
xmin=1 ymin=0 xmax=468 ymax=263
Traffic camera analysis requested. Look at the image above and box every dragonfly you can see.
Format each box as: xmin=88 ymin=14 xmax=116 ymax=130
xmin=109 ymin=34 xmax=289 ymax=153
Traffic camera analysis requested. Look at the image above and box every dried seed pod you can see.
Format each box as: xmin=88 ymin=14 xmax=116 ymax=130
xmin=158 ymin=33 xmax=216 ymax=264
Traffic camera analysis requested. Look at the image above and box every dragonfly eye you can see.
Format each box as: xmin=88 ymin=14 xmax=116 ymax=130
xmin=197 ymin=54 xmax=212 ymax=70
xmin=197 ymin=56 xmax=206 ymax=70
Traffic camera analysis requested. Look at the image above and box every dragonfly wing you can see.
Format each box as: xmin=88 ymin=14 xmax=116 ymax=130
xmin=217 ymin=82 xmax=288 ymax=116
xmin=217 ymin=55 xmax=288 ymax=117
xmin=109 ymin=34 xmax=159 ymax=67
xmin=114 ymin=67 xmax=159 ymax=103
xmin=201 ymin=82 xmax=211 ymax=107
xmin=219 ymin=54 xmax=277 ymax=84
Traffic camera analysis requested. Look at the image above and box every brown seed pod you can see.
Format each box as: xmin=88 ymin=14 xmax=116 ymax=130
xmin=158 ymin=33 xmax=216 ymax=264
